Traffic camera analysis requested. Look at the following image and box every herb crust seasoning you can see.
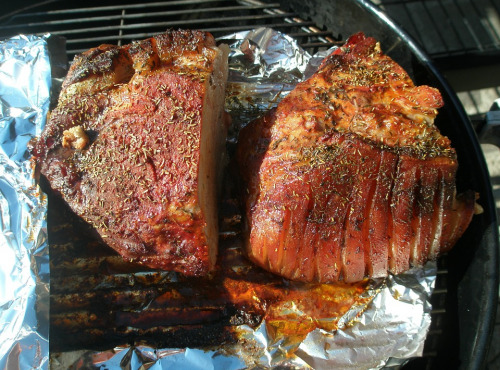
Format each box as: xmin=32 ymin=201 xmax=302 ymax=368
xmin=32 ymin=30 xmax=229 ymax=276
xmin=237 ymin=32 xmax=479 ymax=283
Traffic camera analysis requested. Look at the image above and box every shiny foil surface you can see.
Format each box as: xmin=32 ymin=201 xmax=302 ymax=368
xmin=0 ymin=34 xmax=51 ymax=370
xmin=1 ymin=28 xmax=436 ymax=369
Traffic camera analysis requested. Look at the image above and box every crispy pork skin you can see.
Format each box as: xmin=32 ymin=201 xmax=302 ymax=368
xmin=32 ymin=30 xmax=229 ymax=276
xmin=237 ymin=32 xmax=477 ymax=283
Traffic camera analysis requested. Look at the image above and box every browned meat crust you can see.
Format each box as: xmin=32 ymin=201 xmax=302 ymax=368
xmin=237 ymin=32 xmax=477 ymax=283
xmin=32 ymin=30 xmax=228 ymax=276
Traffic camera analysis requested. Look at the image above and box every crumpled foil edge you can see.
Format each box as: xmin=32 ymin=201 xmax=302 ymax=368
xmin=0 ymin=34 xmax=53 ymax=370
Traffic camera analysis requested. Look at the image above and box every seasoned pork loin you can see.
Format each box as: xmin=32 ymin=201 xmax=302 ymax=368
xmin=32 ymin=30 xmax=229 ymax=276
xmin=237 ymin=32 xmax=478 ymax=283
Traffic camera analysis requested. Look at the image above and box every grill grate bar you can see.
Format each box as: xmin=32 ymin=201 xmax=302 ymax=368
xmin=65 ymin=27 xmax=331 ymax=57
xmin=42 ymin=12 xmax=299 ymax=38
xmin=66 ymin=26 xmax=326 ymax=56
xmin=8 ymin=0 xmax=235 ymax=18
xmin=62 ymin=22 xmax=318 ymax=47
xmin=1 ymin=3 xmax=281 ymax=30
xmin=0 ymin=0 xmax=340 ymax=59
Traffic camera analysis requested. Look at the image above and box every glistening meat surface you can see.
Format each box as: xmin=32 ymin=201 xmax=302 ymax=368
xmin=32 ymin=30 xmax=229 ymax=276
xmin=237 ymin=32 xmax=478 ymax=283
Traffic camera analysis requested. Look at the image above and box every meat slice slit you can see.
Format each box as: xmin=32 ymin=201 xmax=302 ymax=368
xmin=361 ymin=151 xmax=381 ymax=279
xmin=428 ymin=169 xmax=446 ymax=260
xmin=390 ymin=156 xmax=418 ymax=274
xmin=276 ymin=206 xmax=291 ymax=275
xmin=286 ymin=178 xmax=313 ymax=280
xmin=413 ymin=166 xmax=437 ymax=265
xmin=311 ymin=179 xmax=344 ymax=282
xmin=342 ymin=140 xmax=379 ymax=283
xmin=312 ymin=187 xmax=331 ymax=282
xmin=370 ymin=151 xmax=397 ymax=278
xmin=409 ymin=166 xmax=423 ymax=266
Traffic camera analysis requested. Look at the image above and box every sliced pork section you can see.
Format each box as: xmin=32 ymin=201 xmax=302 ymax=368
xmin=237 ymin=32 xmax=477 ymax=283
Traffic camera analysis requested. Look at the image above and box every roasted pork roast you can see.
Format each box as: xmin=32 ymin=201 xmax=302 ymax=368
xmin=237 ymin=32 xmax=478 ymax=283
xmin=32 ymin=30 xmax=229 ymax=276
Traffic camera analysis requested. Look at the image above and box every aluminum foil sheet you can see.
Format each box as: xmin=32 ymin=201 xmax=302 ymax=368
xmin=0 ymin=28 xmax=437 ymax=369
xmin=0 ymin=34 xmax=52 ymax=370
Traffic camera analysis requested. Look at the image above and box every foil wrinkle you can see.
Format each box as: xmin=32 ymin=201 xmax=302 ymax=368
xmin=0 ymin=34 xmax=51 ymax=370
